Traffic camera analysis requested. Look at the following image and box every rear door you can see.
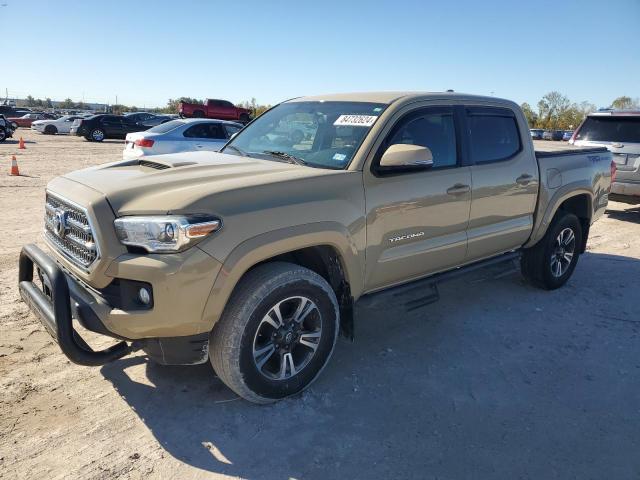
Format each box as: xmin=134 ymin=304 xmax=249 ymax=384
xmin=363 ymin=106 xmax=472 ymax=292
xmin=100 ymin=116 xmax=124 ymax=137
xmin=464 ymin=106 xmax=538 ymax=261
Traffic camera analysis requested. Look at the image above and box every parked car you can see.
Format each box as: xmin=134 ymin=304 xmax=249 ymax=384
xmin=571 ymin=110 xmax=640 ymax=202
xmin=530 ymin=129 xmax=544 ymax=140
xmin=31 ymin=115 xmax=86 ymax=135
xmin=8 ymin=113 xmax=52 ymax=128
xmin=542 ymin=129 xmax=564 ymax=141
xmin=179 ymin=99 xmax=252 ymax=123
xmin=123 ymin=112 xmax=158 ymax=124
xmin=70 ymin=114 xmax=149 ymax=141
xmin=18 ymin=91 xmax=614 ymax=404
xmin=139 ymin=115 xmax=174 ymax=127
xmin=123 ymin=119 xmax=242 ymax=160
xmin=0 ymin=114 xmax=16 ymax=142
xmin=562 ymin=130 xmax=574 ymax=141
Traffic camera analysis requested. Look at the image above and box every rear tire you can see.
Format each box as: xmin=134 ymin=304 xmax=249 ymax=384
xmin=209 ymin=262 xmax=339 ymax=404
xmin=0 ymin=129 xmax=6 ymax=142
xmin=521 ymin=211 xmax=582 ymax=290
xmin=90 ymin=128 xmax=105 ymax=142
xmin=193 ymin=110 xmax=205 ymax=118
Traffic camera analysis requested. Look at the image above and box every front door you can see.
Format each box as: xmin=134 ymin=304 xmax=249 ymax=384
xmin=363 ymin=107 xmax=472 ymax=292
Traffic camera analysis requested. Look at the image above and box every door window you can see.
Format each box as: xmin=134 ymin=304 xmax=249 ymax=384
xmin=224 ymin=124 xmax=242 ymax=138
xmin=467 ymin=109 xmax=521 ymax=163
xmin=183 ymin=123 xmax=226 ymax=139
xmin=385 ymin=111 xmax=457 ymax=168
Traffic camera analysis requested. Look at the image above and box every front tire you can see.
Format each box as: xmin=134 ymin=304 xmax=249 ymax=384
xmin=44 ymin=125 xmax=58 ymax=135
xmin=521 ymin=212 xmax=582 ymax=290
xmin=0 ymin=129 xmax=5 ymax=142
xmin=209 ymin=262 xmax=339 ymax=404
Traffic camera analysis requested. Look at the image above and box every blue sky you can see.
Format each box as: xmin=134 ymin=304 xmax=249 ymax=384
xmin=2 ymin=0 xmax=638 ymax=109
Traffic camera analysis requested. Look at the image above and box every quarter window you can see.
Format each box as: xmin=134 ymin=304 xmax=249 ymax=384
xmin=467 ymin=111 xmax=521 ymax=163
xmin=386 ymin=112 xmax=457 ymax=168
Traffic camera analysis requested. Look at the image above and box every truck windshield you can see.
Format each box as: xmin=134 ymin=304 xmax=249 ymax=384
xmin=222 ymin=101 xmax=387 ymax=169
xmin=576 ymin=116 xmax=640 ymax=143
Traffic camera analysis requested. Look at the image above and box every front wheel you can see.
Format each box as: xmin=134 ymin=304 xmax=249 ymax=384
xmin=44 ymin=125 xmax=58 ymax=135
xmin=209 ymin=262 xmax=339 ymax=404
xmin=521 ymin=212 xmax=582 ymax=290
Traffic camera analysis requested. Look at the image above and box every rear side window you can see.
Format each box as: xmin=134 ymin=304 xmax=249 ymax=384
xmin=386 ymin=111 xmax=457 ymax=168
xmin=467 ymin=109 xmax=521 ymax=163
xmin=183 ymin=123 xmax=226 ymax=139
xmin=148 ymin=120 xmax=184 ymax=134
xmin=576 ymin=117 xmax=640 ymax=143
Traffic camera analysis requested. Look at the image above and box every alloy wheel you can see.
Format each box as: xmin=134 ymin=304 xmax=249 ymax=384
xmin=550 ymin=227 xmax=576 ymax=277
xmin=252 ymin=296 xmax=322 ymax=380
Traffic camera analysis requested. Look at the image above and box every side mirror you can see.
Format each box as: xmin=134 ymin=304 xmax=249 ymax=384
xmin=379 ymin=144 xmax=433 ymax=170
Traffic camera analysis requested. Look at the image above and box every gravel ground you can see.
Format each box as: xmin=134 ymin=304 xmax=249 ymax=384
xmin=1 ymin=130 xmax=639 ymax=479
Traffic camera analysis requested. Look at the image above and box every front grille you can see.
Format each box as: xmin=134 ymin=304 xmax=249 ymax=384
xmin=44 ymin=193 xmax=98 ymax=269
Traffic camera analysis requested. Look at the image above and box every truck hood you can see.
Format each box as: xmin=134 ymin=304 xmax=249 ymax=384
xmin=60 ymin=151 xmax=344 ymax=215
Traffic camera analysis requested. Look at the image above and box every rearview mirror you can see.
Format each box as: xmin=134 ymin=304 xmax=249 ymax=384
xmin=379 ymin=144 xmax=433 ymax=170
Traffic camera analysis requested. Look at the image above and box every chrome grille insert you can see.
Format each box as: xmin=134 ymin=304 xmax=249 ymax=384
xmin=44 ymin=192 xmax=99 ymax=269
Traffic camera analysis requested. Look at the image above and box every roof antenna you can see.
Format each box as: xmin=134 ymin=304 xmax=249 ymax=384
xmin=446 ymin=89 xmax=454 ymax=92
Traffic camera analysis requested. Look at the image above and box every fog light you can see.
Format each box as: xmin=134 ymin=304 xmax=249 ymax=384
xmin=138 ymin=287 xmax=151 ymax=305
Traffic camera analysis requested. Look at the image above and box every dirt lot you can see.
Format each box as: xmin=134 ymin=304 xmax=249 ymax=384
xmin=1 ymin=130 xmax=639 ymax=479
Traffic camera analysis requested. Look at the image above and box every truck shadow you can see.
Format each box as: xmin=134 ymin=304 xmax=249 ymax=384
xmin=605 ymin=206 xmax=640 ymax=224
xmin=101 ymin=252 xmax=640 ymax=480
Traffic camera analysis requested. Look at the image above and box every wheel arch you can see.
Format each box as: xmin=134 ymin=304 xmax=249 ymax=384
xmin=201 ymin=223 xmax=363 ymax=338
xmin=525 ymin=186 xmax=594 ymax=251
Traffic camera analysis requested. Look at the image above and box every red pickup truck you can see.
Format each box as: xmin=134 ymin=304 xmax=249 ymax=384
xmin=179 ymin=99 xmax=252 ymax=123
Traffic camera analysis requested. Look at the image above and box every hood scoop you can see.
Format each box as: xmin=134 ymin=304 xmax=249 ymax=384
xmin=138 ymin=159 xmax=171 ymax=170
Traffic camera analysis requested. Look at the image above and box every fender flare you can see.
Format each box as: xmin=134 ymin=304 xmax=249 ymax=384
xmin=200 ymin=222 xmax=363 ymax=330
xmin=524 ymin=183 xmax=593 ymax=249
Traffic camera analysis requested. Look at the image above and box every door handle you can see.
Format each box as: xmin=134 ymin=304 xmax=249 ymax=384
xmin=516 ymin=174 xmax=534 ymax=186
xmin=446 ymin=184 xmax=470 ymax=196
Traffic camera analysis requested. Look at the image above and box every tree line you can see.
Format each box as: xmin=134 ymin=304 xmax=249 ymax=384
xmin=20 ymin=92 xmax=638 ymax=127
xmin=521 ymin=93 xmax=639 ymax=130
xmin=20 ymin=95 xmax=272 ymax=117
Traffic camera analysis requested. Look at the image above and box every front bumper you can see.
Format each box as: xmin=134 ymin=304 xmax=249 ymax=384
xmin=19 ymin=244 xmax=217 ymax=366
xmin=19 ymin=244 xmax=133 ymax=366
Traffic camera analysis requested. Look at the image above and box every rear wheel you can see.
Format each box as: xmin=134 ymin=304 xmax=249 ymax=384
xmin=0 ymin=129 xmax=6 ymax=142
xmin=209 ymin=262 xmax=339 ymax=404
xmin=521 ymin=212 xmax=582 ymax=290
xmin=90 ymin=128 xmax=105 ymax=142
xmin=193 ymin=110 xmax=205 ymax=118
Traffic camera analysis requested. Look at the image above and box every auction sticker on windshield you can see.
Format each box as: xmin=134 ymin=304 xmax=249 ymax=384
xmin=334 ymin=115 xmax=378 ymax=127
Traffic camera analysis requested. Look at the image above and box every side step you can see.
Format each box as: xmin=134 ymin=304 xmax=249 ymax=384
xmin=359 ymin=251 xmax=521 ymax=312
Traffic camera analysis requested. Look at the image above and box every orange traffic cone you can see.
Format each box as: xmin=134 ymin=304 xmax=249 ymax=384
xmin=10 ymin=155 xmax=20 ymax=176
xmin=18 ymin=137 xmax=26 ymax=149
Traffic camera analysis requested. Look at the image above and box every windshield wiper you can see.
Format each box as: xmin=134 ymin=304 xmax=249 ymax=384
xmin=262 ymin=150 xmax=308 ymax=166
xmin=225 ymin=145 xmax=251 ymax=157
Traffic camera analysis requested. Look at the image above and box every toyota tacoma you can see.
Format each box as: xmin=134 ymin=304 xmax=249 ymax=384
xmin=19 ymin=92 xmax=613 ymax=403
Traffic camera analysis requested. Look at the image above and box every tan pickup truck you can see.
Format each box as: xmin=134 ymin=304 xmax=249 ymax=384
xmin=19 ymin=92 xmax=614 ymax=403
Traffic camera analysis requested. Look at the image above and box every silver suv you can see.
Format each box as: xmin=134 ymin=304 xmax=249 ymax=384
xmin=571 ymin=110 xmax=640 ymax=202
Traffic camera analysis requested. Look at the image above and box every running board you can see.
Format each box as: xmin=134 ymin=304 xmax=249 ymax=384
xmin=359 ymin=251 xmax=521 ymax=312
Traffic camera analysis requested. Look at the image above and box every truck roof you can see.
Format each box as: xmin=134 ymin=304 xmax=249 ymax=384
xmin=289 ymin=91 xmax=509 ymax=105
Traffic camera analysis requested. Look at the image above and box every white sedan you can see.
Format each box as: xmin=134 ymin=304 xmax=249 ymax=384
xmin=123 ymin=118 xmax=242 ymax=160
xmin=31 ymin=115 xmax=87 ymax=135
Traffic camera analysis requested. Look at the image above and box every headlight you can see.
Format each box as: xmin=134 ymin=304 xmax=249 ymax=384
xmin=114 ymin=215 xmax=221 ymax=253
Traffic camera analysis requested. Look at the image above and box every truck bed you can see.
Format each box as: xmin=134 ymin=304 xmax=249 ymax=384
xmin=533 ymin=140 xmax=608 ymax=157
